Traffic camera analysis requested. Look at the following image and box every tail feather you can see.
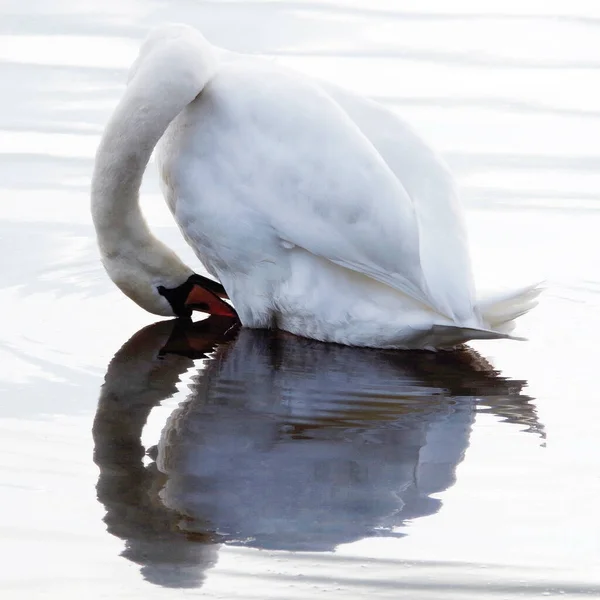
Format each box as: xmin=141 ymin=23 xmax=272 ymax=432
xmin=477 ymin=282 xmax=543 ymax=334
xmin=410 ymin=283 xmax=543 ymax=349
xmin=417 ymin=324 xmax=522 ymax=349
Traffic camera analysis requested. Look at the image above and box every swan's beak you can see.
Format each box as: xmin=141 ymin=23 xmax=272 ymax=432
xmin=185 ymin=284 xmax=238 ymax=318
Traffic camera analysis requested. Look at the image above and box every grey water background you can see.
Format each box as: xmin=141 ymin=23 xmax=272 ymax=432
xmin=1 ymin=1 xmax=599 ymax=598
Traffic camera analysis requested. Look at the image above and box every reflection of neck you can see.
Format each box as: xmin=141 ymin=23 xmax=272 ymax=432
xmin=93 ymin=320 xmax=191 ymax=536
xmin=93 ymin=320 xmax=219 ymax=588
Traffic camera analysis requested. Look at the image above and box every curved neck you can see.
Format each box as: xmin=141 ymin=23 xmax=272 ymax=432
xmin=91 ymin=25 xmax=217 ymax=282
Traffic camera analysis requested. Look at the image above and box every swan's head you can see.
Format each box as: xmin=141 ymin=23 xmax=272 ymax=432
xmin=99 ymin=240 xmax=237 ymax=319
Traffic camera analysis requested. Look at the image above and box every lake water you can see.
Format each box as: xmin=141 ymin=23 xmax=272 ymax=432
xmin=1 ymin=1 xmax=599 ymax=598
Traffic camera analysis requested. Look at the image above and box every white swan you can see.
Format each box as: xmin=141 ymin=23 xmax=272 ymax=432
xmin=91 ymin=23 xmax=540 ymax=349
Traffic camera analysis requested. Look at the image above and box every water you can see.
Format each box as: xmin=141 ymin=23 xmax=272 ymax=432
xmin=1 ymin=1 xmax=599 ymax=598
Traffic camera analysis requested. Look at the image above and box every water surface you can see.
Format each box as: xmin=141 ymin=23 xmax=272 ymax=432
xmin=1 ymin=1 xmax=599 ymax=598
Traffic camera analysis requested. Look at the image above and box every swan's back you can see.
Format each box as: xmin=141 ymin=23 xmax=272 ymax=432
xmin=155 ymin=42 xmax=539 ymax=348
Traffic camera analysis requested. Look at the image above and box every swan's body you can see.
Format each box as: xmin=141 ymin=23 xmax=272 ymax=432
xmin=91 ymin=24 xmax=540 ymax=349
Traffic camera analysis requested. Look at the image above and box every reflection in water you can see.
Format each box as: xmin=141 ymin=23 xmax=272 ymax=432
xmin=93 ymin=317 xmax=542 ymax=588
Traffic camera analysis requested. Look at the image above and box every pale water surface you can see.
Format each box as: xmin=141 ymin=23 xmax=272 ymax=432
xmin=1 ymin=1 xmax=599 ymax=598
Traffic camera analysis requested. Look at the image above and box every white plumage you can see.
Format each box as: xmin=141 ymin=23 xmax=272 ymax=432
xmin=91 ymin=23 xmax=540 ymax=349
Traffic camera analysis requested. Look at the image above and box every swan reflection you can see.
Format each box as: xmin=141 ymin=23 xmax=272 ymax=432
xmin=93 ymin=317 xmax=542 ymax=587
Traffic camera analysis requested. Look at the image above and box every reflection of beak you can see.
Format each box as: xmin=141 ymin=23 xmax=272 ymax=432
xmin=159 ymin=315 xmax=241 ymax=359
xmin=185 ymin=284 xmax=238 ymax=318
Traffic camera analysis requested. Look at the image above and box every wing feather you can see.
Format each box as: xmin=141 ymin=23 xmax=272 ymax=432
xmin=319 ymin=81 xmax=476 ymax=321
xmin=233 ymin=68 xmax=442 ymax=310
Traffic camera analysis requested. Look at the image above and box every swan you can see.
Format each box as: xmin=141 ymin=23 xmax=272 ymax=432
xmin=91 ymin=23 xmax=540 ymax=349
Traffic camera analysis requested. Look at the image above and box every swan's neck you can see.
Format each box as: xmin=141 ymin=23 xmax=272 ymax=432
xmin=91 ymin=83 xmax=188 ymax=279
xmin=90 ymin=25 xmax=217 ymax=314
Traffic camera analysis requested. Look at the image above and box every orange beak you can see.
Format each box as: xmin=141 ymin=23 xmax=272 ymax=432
xmin=184 ymin=284 xmax=238 ymax=318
